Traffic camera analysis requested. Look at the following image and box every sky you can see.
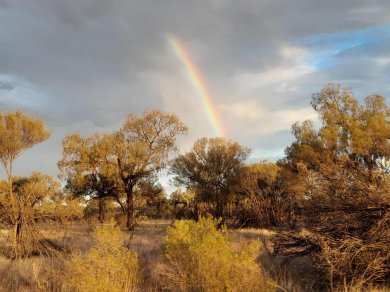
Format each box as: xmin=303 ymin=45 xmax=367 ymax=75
xmin=1 ymin=0 xmax=390 ymax=189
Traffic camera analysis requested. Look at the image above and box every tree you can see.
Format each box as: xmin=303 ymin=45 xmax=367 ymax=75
xmin=0 ymin=172 xmax=61 ymax=257
xmin=58 ymin=133 xmax=121 ymax=222
xmin=275 ymin=84 xmax=390 ymax=289
xmin=0 ymin=111 xmax=51 ymax=258
xmin=170 ymin=137 xmax=250 ymax=223
xmin=169 ymin=189 xmax=196 ymax=219
xmin=134 ymin=177 xmax=168 ymax=218
xmin=236 ymin=162 xmax=287 ymax=227
xmin=108 ymin=110 xmax=187 ymax=229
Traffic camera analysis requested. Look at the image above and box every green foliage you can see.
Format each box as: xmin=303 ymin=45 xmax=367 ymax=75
xmin=160 ymin=217 xmax=272 ymax=291
xmin=68 ymin=222 xmax=139 ymax=292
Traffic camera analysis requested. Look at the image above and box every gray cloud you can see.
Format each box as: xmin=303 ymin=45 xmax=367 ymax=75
xmin=0 ymin=81 xmax=14 ymax=91
xmin=0 ymin=0 xmax=390 ymax=181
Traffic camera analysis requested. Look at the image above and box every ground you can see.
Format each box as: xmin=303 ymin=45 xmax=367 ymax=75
xmin=0 ymin=220 xmax=332 ymax=291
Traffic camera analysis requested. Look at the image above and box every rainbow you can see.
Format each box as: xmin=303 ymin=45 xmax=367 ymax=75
xmin=167 ymin=35 xmax=225 ymax=137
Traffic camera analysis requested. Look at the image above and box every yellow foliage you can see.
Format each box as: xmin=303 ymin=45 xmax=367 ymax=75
xmin=159 ymin=217 xmax=273 ymax=291
xmin=67 ymin=221 xmax=139 ymax=292
xmin=38 ymin=198 xmax=84 ymax=223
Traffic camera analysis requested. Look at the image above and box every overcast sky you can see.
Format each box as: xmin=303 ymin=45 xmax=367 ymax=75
xmin=1 ymin=0 xmax=390 ymax=187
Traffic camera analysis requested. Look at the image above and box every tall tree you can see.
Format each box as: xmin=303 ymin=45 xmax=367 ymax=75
xmin=108 ymin=110 xmax=187 ymax=229
xmin=170 ymin=137 xmax=249 ymax=223
xmin=0 ymin=111 xmax=51 ymax=258
xmin=58 ymin=133 xmax=121 ymax=223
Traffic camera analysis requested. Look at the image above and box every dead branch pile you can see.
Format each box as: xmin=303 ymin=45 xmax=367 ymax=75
xmin=274 ymin=208 xmax=390 ymax=290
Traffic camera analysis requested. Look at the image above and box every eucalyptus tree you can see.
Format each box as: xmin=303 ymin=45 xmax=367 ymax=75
xmin=58 ymin=133 xmax=121 ymax=222
xmin=107 ymin=110 xmax=187 ymax=229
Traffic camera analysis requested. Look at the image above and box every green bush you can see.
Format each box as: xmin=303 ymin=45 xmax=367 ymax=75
xmin=159 ymin=217 xmax=273 ymax=291
xmin=67 ymin=221 xmax=139 ymax=292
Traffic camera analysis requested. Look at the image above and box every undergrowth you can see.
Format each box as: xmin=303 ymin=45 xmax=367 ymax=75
xmin=67 ymin=221 xmax=139 ymax=292
xmin=158 ymin=217 xmax=274 ymax=291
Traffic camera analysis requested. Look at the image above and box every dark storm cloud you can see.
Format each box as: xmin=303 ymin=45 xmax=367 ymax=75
xmin=0 ymin=81 xmax=14 ymax=91
xmin=0 ymin=0 xmax=389 ymax=178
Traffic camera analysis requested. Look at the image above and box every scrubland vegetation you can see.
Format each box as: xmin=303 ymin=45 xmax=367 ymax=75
xmin=0 ymin=84 xmax=389 ymax=291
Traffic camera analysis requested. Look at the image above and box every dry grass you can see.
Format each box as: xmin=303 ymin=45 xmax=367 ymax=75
xmin=126 ymin=219 xmax=171 ymax=291
xmin=233 ymin=228 xmax=321 ymax=292
xmin=67 ymin=222 xmax=139 ymax=291
xmin=0 ymin=220 xmax=387 ymax=291
xmin=0 ymin=220 xmax=169 ymax=291
xmin=0 ymin=254 xmax=66 ymax=291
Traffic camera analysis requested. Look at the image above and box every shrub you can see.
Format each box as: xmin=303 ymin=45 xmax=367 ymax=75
xmin=159 ymin=217 xmax=272 ymax=291
xmin=67 ymin=221 xmax=139 ymax=292
xmin=38 ymin=197 xmax=84 ymax=224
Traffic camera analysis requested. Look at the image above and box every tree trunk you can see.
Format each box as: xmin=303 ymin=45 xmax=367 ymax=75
xmin=193 ymin=201 xmax=199 ymax=221
xmin=13 ymin=213 xmax=26 ymax=259
xmin=126 ymin=185 xmax=135 ymax=230
xmin=15 ymin=220 xmax=22 ymax=259
xmin=8 ymin=159 xmax=22 ymax=259
xmin=215 ymin=191 xmax=225 ymax=227
xmin=98 ymin=197 xmax=105 ymax=223
xmin=13 ymin=222 xmax=20 ymax=259
xmin=115 ymin=196 xmax=126 ymax=215
xmin=215 ymin=191 xmax=226 ymax=228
